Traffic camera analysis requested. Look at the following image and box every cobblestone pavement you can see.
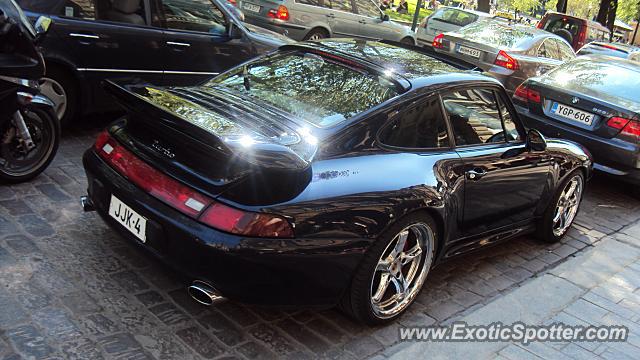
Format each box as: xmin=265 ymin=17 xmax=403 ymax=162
xmin=1 ymin=126 xmax=640 ymax=360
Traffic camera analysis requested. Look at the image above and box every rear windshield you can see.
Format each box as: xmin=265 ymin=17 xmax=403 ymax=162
xmin=433 ymin=8 xmax=478 ymax=27
xmin=456 ymin=21 xmax=535 ymax=48
xmin=543 ymin=16 xmax=581 ymax=38
xmin=544 ymin=59 xmax=640 ymax=104
xmin=207 ymin=51 xmax=400 ymax=128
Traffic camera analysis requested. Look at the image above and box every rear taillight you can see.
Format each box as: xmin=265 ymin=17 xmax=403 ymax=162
xmin=268 ymin=5 xmax=289 ymax=21
xmin=607 ymin=117 xmax=640 ymax=138
xmin=94 ymin=131 xmax=294 ymax=238
xmin=513 ymin=84 xmax=541 ymax=104
xmin=494 ymin=50 xmax=519 ymax=70
xmin=577 ymin=26 xmax=587 ymax=48
xmin=199 ymin=203 xmax=294 ymax=238
xmin=227 ymin=0 xmax=236 ymax=5
xmin=432 ymin=33 xmax=444 ymax=48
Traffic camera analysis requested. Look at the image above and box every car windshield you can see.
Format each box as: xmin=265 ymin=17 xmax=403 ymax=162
xmin=455 ymin=21 xmax=535 ymax=48
xmin=544 ymin=58 xmax=640 ymax=106
xmin=207 ymin=51 xmax=400 ymax=128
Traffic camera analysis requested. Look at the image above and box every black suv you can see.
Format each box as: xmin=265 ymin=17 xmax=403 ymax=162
xmin=17 ymin=0 xmax=289 ymax=125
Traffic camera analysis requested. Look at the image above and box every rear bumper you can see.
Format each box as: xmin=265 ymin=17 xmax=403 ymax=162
xmin=82 ymin=149 xmax=365 ymax=307
xmin=243 ymin=15 xmax=308 ymax=41
xmin=517 ymin=105 xmax=640 ymax=185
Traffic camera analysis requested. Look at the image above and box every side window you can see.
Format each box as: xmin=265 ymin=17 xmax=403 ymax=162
xmin=162 ymin=0 xmax=227 ymax=34
xmin=496 ymin=94 xmax=522 ymax=142
xmin=435 ymin=9 xmax=458 ymax=24
xmin=536 ymin=41 xmax=548 ymax=58
xmin=540 ymin=39 xmax=560 ymax=60
xmin=442 ymin=88 xmax=506 ymax=146
xmin=17 ymin=0 xmax=95 ymax=19
xmin=354 ymin=0 xmax=381 ymax=18
xmin=332 ymin=0 xmax=354 ymax=12
xmin=295 ymin=0 xmax=331 ymax=8
xmin=378 ymin=96 xmax=450 ymax=149
xmin=554 ymin=39 xmax=575 ymax=60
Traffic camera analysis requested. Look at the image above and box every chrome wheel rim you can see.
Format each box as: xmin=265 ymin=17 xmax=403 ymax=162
xmin=552 ymin=175 xmax=583 ymax=237
xmin=39 ymin=77 xmax=67 ymax=120
xmin=370 ymin=223 xmax=434 ymax=319
xmin=307 ymin=33 xmax=325 ymax=41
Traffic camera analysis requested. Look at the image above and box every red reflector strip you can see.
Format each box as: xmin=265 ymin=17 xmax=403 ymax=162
xmin=95 ymin=131 xmax=213 ymax=218
xmin=93 ymin=131 xmax=295 ymax=238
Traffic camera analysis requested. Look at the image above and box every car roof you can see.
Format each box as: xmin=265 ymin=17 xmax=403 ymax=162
xmin=307 ymin=38 xmax=498 ymax=87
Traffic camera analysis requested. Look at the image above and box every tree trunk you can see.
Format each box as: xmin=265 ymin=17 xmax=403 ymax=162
xmin=596 ymin=0 xmax=610 ymax=26
xmin=606 ymin=0 xmax=618 ymax=41
xmin=477 ymin=0 xmax=490 ymax=13
xmin=556 ymin=0 xmax=568 ymax=13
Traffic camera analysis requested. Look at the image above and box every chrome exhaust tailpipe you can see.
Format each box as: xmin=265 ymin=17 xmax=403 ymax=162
xmin=80 ymin=196 xmax=95 ymax=212
xmin=188 ymin=280 xmax=224 ymax=306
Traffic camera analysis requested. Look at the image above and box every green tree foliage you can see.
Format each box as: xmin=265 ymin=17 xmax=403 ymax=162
xmin=615 ymin=0 xmax=640 ymax=22
xmin=502 ymin=0 xmax=543 ymax=13
xmin=566 ymin=0 xmax=600 ymax=19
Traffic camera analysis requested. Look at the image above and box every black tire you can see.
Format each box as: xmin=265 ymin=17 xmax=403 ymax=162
xmin=0 ymin=106 xmax=60 ymax=183
xmin=40 ymin=65 xmax=77 ymax=128
xmin=536 ymin=170 xmax=585 ymax=243
xmin=400 ymin=37 xmax=415 ymax=46
xmin=303 ymin=28 xmax=329 ymax=41
xmin=340 ymin=212 xmax=438 ymax=325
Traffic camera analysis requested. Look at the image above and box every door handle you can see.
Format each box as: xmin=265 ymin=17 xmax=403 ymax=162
xmin=166 ymin=41 xmax=191 ymax=48
xmin=326 ymin=13 xmax=335 ymax=18
xmin=466 ymin=168 xmax=487 ymax=180
xmin=70 ymin=33 xmax=100 ymax=40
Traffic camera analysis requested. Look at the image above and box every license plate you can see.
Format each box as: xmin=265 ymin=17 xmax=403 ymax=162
xmin=109 ymin=195 xmax=147 ymax=243
xmin=242 ymin=3 xmax=261 ymax=12
xmin=551 ymin=102 xmax=594 ymax=126
xmin=457 ymin=45 xmax=481 ymax=58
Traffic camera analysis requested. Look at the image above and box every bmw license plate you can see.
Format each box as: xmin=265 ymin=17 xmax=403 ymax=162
xmin=551 ymin=102 xmax=594 ymax=126
xmin=457 ymin=45 xmax=481 ymax=58
xmin=109 ymin=195 xmax=147 ymax=243
xmin=242 ymin=3 xmax=261 ymax=12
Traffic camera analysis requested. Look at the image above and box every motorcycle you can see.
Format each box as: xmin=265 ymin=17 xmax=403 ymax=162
xmin=0 ymin=0 xmax=59 ymax=183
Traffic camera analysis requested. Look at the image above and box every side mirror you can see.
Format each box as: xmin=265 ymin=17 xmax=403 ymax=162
xmin=35 ymin=16 xmax=52 ymax=36
xmin=382 ymin=14 xmax=390 ymax=22
xmin=229 ymin=23 xmax=243 ymax=39
xmin=526 ymin=128 xmax=547 ymax=152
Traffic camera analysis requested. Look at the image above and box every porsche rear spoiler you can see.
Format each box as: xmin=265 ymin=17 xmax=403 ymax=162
xmin=102 ymin=80 xmax=317 ymax=171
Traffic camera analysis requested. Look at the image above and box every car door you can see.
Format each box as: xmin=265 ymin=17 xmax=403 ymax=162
xmin=53 ymin=0 xmax=164 ymax=80
xmin=441 ymin=86 xmax=550 ymax=236
xmin=31 ymin=0 xmax=165 ymax=105
xmin=156 ymin=0 xmax=255 ymax=86
xmin=352 ymin=0 xmax=391 ymax=40
xmin=326 ymin=0 xmax=360 ymax=37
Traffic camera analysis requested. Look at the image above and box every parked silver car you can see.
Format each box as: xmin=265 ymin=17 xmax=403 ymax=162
xmin=236 ymin=0 xmax=416 ymax=44
xmin=416 ymin=6 xmax=492 ymax=47
xmin=433 ymin=20 xmax=576 ymax=93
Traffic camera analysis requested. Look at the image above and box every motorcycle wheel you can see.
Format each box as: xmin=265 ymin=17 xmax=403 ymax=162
xmin=0 ymin=106 xmax=60 ymax=183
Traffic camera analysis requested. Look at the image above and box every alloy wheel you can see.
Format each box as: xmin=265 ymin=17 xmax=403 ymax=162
xmin=552 ymin=175 xmax=583 ymax=237
xmin=370 ymin=223 xmax=434 ymax=319
xmin=39 ymin=77 xmax=67 ymax=120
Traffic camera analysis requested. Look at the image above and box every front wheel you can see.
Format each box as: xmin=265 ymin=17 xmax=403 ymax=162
xmin=0 ymin=106 xmax=60 ymax=183
xmin=341 ymin=213 xmax=437 ymax=325
xmin=537 ymin=170 xmax=585 ymax=243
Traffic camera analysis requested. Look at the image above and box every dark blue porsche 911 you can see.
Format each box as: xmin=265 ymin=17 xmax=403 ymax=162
xmin=82 ymin=39 xmax=592 ymax=324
